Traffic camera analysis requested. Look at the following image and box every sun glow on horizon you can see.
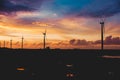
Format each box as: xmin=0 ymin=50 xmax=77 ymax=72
xmin=0 ymin=0 xmax=119 ymax=49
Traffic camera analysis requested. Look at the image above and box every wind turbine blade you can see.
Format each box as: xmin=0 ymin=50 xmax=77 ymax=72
xmin=103 ymin=23 xmax=105 ymax=39
xmin=45 ymin=28 xmax=47 ymax=34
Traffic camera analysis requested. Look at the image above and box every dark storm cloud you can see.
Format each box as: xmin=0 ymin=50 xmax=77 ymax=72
xmin=0 ymin=0 xmax=35 ymax=14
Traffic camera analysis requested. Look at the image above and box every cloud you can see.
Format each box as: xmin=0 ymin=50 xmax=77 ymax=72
xmin=69 ymin=39 xmax=76 ymax=45
xmin=93 ymin=40 xmax=101 ymax=44
xmin=0 ymin=0 xmax=35 ymax=15
xmin=78 ymin=0 xmax=120 ymax=18
xmin=104 ymin=36 xmax=120 ymax=45
xmin=12 ymin=0 xmax=45 ymax=8
xmin=0 ymin=28 xmax=18 ymax=37
xmin=14 ymin=41 xmax=20 ymax=45
xmin=55 ymin=41 xmax=68 ymax=46
xmin=1 ymin=0 xmax=120 ymax=18
xmin=93 ymin=36 xmax=120 ymax=45
xmin=69 ymin=39 xmax=90 ymax=45
xmin=53 ymin=0 xmax=120 ymax=18
xmin=69 ymin=36 xmax=120 ymax=46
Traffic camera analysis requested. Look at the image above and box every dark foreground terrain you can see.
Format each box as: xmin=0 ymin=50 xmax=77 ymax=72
xmin=0 ymin=49 xmax=120 ymax=80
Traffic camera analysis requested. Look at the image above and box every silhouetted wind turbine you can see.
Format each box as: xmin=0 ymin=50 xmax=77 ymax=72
xmin=0 ymin=41 xmax=1 ymax=48
xmin=21 ymin=36 xmax=24 ymax=49
xmin=10 ymin=39 xmax=12 ymax=49
xmin=3 ymin=40 xmax=5 ymax=48
xmin=100 ymin=18 xmax=105 ymax=50
xmin=43 ymin=29 xmax=46 ymax=49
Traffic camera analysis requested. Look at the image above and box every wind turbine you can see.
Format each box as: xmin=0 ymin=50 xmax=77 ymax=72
xmin=21 ymin=36 xmax=24 ymax=49
xmin=3 ymin=40 xmax=5 ymax=48
xmin=43 ymin=29 xmax=47 ymax=49
xmin=0 ymin=41 xmax=1 ymax=48
xmin=10 ymin=39 xmax=12 ymax=49
xmin=100 ymin=18 xmax=105 ymax=50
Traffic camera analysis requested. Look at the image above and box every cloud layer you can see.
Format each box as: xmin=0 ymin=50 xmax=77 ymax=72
xmin=0 ymin=0 xmax=120 ymax=49
xmin=69 ymin=36 xmax=120 ymax=46
xmin=78 ymin=0 xmax=120 ymax=18
xmin=52 ymin=0 xmax=120 ymax=18
xmin=1 ymin=0 xmax=120 ymax=18
xmin=104 ymin=36 xmax=120 ymax=45
xmin=0 ymin=0 xmax=35 ymax=15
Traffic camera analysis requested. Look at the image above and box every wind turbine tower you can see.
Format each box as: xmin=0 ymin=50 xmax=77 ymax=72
xmin=0 ymin=41 xmax=1 ymax=48
xmin=4 ymin=40 xmax=5 ymax=48
xmin=10 ymin=39 xmax=12 ymax=49
xmin=100 ymin=18 xmax=105 ymax=50
xmin=21 ymin=36 xmax=24 ymax=49
xmin=43 ymin=30 xmax=46 ymax=49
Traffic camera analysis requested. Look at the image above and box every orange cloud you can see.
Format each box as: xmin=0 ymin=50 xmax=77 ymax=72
xmin=0 ymin=12 xmax=119 ymax=49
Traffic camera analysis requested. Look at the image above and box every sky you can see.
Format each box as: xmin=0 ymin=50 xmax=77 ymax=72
xmin=0 ymin=0 xmax=120 ymax=49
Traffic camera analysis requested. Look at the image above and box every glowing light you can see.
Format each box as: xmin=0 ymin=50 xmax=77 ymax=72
xmin=102 ymin=55 xmax=120 ymax=59
xmin=17 ymin=67 xmax=25 ymax=71
xmin=66 ymin=73 xmax=74 ymax=77
xmin=66 ymin=64 xmax=73 ymax=67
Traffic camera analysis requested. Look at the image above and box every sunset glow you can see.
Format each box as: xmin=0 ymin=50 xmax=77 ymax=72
xmin=0 ymin=0 xmax=120 ymax=49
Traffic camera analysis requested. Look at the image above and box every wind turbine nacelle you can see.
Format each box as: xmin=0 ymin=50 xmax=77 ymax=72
xmin=100 ymin=22 xmax=104 ymax=24
xmin=43 ymin=33 xmax=46 ymax=35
